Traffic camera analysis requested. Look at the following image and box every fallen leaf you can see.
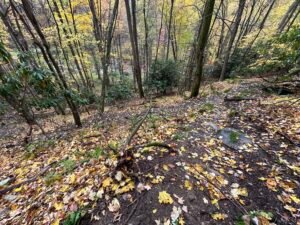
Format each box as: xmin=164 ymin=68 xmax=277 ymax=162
xmin=108 ymin=198 xmax=120 ymax=212
xmin=211 ymin=213 xmax=227 ymax=220
xmin=54 ymin=202 xmax=64 ymax=211
xmin=158 ymin=191 xmax=174 ymax=204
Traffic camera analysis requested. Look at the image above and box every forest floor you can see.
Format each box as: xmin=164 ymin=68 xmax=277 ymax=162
xmin=0 ymin=77 xmax=299 ymax=225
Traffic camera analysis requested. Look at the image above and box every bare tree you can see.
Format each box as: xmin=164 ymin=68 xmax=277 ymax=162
xmin=17 ymin=0 xmax=82 ymax=126
xmin=277 ymin=0 xmax=300 ymax=33
xmin=219 ymin=0 xmax=246 ymax=81
xmin=89 ymin=0 xmax=119 ymax=112
xmin=125 ymin=0 xmax=144 ymax=98
xmin=190 ymin=0 xmax=216 ymax=97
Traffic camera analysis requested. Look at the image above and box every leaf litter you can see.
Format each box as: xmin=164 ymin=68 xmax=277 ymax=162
xmin=0 ymin=78 xmax=299 ymax=225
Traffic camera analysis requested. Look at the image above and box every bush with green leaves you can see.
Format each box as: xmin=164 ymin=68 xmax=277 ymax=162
xmin=106 ymin=78 xmax=133 ymax=103
xmin=145 ymin=59 xmax=179 ymax=94
xmin=231 ymin=25 xmax=300 ymax=76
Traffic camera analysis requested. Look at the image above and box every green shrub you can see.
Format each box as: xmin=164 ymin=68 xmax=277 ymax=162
xmin=145 ymin=59 xmax=179 ymax=94
xmin=106 ymin=78 xmax=133 ymax=103
xmin=231 ymin=25 xmax=300 ymax=76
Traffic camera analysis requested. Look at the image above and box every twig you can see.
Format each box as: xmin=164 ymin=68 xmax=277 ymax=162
xmin=82 ymin=134 xmax=102 ymax=139
xmin=120 ymin=106 xmax=152 ymax=154
xmin=0 ymin=161 xmax=57 ymax=195
xmin=276 ymin=131 xmax=299 ymax=147
xmin=121 ymin=193 xmax=144 ymax=225
xmin=189 ymin=163 xmax=248 ymax=215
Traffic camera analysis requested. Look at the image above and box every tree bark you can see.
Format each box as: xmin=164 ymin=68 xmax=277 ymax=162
xmin=89 ymin=0 xmax=119 ymax=112
xmin=166 ymin=0 xmax=175 ymax=60
xmin=190 ymin=0 xmax=216 ymax=97
xmin=19 ymin=0 xmax=82 ymax=127
xmin=277 ymin=0 xmax=299 ymax=33
xmin=155 ymin=0 xmax=165 ymax=61
xmin=219 ymin=0 xmax=246 ymax=81
xmin=125 ymin=0 xmax=144 ymax=98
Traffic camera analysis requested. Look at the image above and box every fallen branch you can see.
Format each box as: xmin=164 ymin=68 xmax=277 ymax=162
xmin=114 ymin=106 xmax=152 ymax=173
xmin=128 ymin=142 xmax=175 ymax=152
xmin=0 ymin=161 xmax=57 ymax=196
xmin=120 ymin=106 xmax=152 ymax=155
xmin=189 ymin=163 xmax=248 ymax=215
xmin=276 ymin=131 xmax=299 ymax=147
xmin=121 ymin=193 xmax=144 ymax=225
xmin=224 ymin=96 xmax=256 ymax=102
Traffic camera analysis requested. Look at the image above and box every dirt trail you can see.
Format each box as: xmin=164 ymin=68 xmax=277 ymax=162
xmin=80 ymin=80 xmax=299 ymax=225
xmin=0 ymin=79 xmax=299 ymax=225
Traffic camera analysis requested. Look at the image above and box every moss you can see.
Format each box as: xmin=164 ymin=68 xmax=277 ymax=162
xmin=44 ymin=172 xmax=62 ymax=186
xmin=199 ymin=103 xmax=214 ymax=113
xmin=60 ymin=159 xmax=76 ymax=174
xmin=229 ymin=131 xmax=240 ymax=143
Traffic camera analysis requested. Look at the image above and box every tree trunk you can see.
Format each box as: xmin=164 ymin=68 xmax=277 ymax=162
xmin=143 ymin=0 xmax=150 ymax=79
xmin=19 ymin=0 xmax=82 ymax=127
xmin=89 ymin=0 xmax=119 ymax=112
xmin=219 ymin=0 xmax=246 ymax=81
xmin=190 ymin=0 xmax=216 ymax=97
xmin=125 ymin=0 xmax=144 ymax=98
xmin=166 ymin=0 xmax=175 ymax=60
xmin=155 ymin=0 xmax=165 ymax=61
xmin=277 ymin=0 xmax=299 ymax=33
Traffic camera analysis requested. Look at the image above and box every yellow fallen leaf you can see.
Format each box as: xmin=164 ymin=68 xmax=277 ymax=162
xmin=54 ymin=202 xmax=64 ymax=211
xmin=163 ymin=164 xmax=169 ymax=171
xmin=151 ymin=176 xmax=165 ymax=184
xmin=184 ymin=180 xmax=193 ymax=190
xmin=266 ymin=178 xmax=277 ymax=191
xmin=158 ymin=191 xmax=174 ymax=204
xmin=231 ymin=187 xmax=248 ymax=198
xmin=102 ymin=177 xmax=113 ymax=188
xmin=284 ymin=204 xmax=297 ymax=213
xmin=14 ymin=186 xmax=23 ymax=192
xmin=290 ymin=195 xmax=300 ymax=204
xmin=179 ymin=217 xmax=185 ymax=225
xmin=60 ymin=185 xmax=69 ymax=192
xmin=115 ymin=181 xmax=135 ymax=194
xmin=69 ymin=174 xmax=76 ymax=184
xmin=211 ymin=213 xmax=227 ymax=220
xmin=51 ymin=219 xmax=60 ymax=225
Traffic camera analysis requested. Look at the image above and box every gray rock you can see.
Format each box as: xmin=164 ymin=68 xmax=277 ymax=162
xmin=3 ymin=194 xmax=18 ymax=202
xmin=0 ymin=177 xmax=13 ymax=187
xmin=217 ymin=128 xmax=251 ymax=150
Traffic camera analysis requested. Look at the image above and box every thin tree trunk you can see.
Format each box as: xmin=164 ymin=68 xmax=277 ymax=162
xmin=190 ymin=0 xmax=216 ymax=97
xmin=19 ymin=0 xmax=82 ymax=127
xmin=277 ymin=0 xmax=299 ymax=33
xmin=219 ymin=0 xmax=246 ymax=81
xmin=166 ymin=0 xmax=174 ymax=60
xmin=143 ymin=0 xmax=150 ymax=79
xmin=155 ymin=0 xmax=165 ymax=61
xmin=125 ymin=0 xmax=144 ymax=98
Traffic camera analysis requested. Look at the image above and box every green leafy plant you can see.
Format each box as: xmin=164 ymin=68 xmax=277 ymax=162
xmin=44 ymin=172 xmax=62 ymax=186
xmin=231 ymin=25 xmax=300 ymax=76
xmin=60 ymin=159 xmax=76 ymax=174
xmin=106 ymin=78 xmax=133 ymax=103
xmin=63 ymin=211 xmax=81 ymax=225
xmin=145 ymin=59 xmax=179 ymax=94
